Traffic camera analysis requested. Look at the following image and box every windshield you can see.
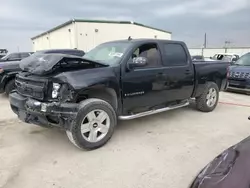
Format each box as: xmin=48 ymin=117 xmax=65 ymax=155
xmin=84 ymin=42 xmax=131 ymax=65
xmin=234 ymin=53 xmax=250 ymax=66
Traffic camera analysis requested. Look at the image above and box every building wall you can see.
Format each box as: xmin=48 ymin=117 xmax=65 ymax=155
xmin=189 ymin=48 xmax=250 ymax=57
xmin=32 ymin=23 xmax=76 ymax=51
xmin=75 ymin=22 xmax=171 ymax=52
xmin=32 ymin=22 xmax=171 ymax=52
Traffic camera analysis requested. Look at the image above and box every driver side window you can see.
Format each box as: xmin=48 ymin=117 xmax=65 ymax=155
xmin=131 ymin=43 xmax=161 ymax=68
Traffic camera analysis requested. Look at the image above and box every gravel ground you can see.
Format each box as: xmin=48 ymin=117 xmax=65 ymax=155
xmin=0 ymin=92 xmax=250 ymax=188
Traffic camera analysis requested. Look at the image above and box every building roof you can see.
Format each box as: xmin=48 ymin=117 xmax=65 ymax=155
xmin=31 ymin=19 xmax=172 ymax=40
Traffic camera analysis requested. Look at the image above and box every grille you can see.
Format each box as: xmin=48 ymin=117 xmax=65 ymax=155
xmin=15 ymin=74 xmax=48 ymax=100
xmin=229 ymin=71 xmax=250 ymax=79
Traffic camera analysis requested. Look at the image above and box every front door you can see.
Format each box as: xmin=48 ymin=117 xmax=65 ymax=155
xmin=121 ymin=42 xmax=166 ymax=114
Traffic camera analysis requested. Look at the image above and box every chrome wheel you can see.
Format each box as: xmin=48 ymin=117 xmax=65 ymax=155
xmin=80 ymin=109 xmax=110 ymax=143
xmin=206 ymin=88 xmax=217 ymax=107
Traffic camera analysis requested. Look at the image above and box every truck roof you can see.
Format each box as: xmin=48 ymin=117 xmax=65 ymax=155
xmin=104 ymin=38 xmax=185 ymax=45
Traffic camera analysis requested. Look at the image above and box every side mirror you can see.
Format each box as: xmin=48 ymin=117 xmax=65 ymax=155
xmin=128 ymin=57 xmax=148 ymax=69
xmin=210 ymin=57 xmax=212 ymax=59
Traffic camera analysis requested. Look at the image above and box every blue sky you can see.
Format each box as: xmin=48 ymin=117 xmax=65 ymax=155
xmin=1 ymin=0 xmax=250 ymax=52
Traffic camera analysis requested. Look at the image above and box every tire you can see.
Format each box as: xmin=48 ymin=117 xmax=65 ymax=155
xmin=66 ymin=98 xmax=117 ymax=150
xmin=5 ymin=79 xmax=15 ymax=96
xmin=196 ymin=82 xmax=219 ymax=112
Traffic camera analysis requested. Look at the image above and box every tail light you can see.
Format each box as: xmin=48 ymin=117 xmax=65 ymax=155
xmin=226 ymin=66 xmax=230 ymax=79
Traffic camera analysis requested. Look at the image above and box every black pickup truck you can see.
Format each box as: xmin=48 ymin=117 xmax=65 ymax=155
xmin=9 ymin=39 xmax=229 ymax=150
xmin=0 ymin=49 xmax=85 ymax=95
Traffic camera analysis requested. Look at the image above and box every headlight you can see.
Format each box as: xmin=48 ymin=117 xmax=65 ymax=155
xmin=52 ymin=83 xmax=61 ymax=98
xmin=0 ymin=68 xmax=4 ymax=74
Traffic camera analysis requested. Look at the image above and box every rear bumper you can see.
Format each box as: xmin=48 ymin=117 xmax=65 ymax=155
xmin=9 ymin=92 xmax=79 ymax=129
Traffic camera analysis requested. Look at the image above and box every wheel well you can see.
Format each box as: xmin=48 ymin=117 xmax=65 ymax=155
xmin=4 ymin=77 xmax=15 ymax=89
xmin=76 ymin=88 xmax=118 ymax=110
xmin=210 ymin=79 xmax=221 ymax=90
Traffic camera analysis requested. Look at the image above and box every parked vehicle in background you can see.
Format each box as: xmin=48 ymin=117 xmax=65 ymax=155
xmin=191 ymin=55 xmax=204 ymax=61
xmin=211 ymin=53 xmax=240 ymax=65
xmin=34 ymin=49 xmax=85 ymax=57
xmin=192 ymin=55 xmax=217 ymax=62
xmin=227 ymin=52 xmax=250 ymax=94
xmin=0 ymin=49 xmax=85 ymax=95
xmin=9 ymin=39 xmax=229 ymax=150
xmin=0 ymin=52 xmax=33 ymax=62
xmin=0 ymin=49 xmax=8 ymax=59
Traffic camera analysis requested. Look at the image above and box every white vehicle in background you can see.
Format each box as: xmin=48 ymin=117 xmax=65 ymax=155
xmin=0 ymin=49 xmax=8 ymax=59
xmin=211 ymin=53 xmax=240 ymax=64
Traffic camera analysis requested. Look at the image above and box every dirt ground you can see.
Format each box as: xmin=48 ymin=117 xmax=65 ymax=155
xmin=0 ymin=92 xmax=250 ymax=188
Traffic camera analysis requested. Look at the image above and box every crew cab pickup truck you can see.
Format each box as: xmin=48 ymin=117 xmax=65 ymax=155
xmin=9 ymin=39 xmax=229 ymax=150
xmin=0 ymin=49 xmax=85 ymax=95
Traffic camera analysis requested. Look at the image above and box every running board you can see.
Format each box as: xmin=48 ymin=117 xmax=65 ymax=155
xmin=118 ymin=101 xmax=189 ymax=120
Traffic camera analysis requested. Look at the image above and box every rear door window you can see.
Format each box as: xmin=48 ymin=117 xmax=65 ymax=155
xmin=162 ymin=43 xmax=188 ymax=66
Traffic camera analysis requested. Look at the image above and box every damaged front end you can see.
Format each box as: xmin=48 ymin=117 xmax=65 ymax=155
xmin=10 ymin=72 xmax=79 ymax=129
xmin=9 ymin=53 xmax=107 ymax=129
xmin=10 ymin=92 xmax=79 ymax=128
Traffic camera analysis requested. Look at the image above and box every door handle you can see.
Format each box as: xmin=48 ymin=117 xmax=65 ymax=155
xmin=156 ymin=73 xmax=165 ymax=78
xmin=185 ymin=69 xmax=191 ymax=75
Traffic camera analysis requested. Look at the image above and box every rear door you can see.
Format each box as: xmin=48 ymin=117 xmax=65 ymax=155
xmin=158 ymin=42 xmax=195 ymax=101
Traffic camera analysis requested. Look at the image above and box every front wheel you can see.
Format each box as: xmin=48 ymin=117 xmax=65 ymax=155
xmin=196 ymin=82 xmax=219 ymax=112
xmin=66 ymin=98 xmax=117 ymax=150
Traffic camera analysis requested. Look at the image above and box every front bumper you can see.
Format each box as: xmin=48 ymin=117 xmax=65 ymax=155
xmin=227 ymin=86 xmax=250 ymax=93
xmin=9 ymin=92 xmax=79 ymax=129
xmin=227 ymin=79 xmax=250 ymax=93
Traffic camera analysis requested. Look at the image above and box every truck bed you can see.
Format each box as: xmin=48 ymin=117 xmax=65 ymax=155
xmin=192 ymin=60 xmax=229 ymax=97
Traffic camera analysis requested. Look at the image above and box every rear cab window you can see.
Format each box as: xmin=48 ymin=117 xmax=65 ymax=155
xmin=162 ymin=43 xmax=188 ymax=66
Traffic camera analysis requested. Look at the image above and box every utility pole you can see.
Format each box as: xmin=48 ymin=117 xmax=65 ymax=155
xmin=17 ymin=46 xmax=20 ymax=52
xmin=224 ymin=40 xmax=231 ymax=53
xmin=203 ymin=33 xmax=207 ymax=48
xmin=202 ymin=33 xmax=207 ymax=56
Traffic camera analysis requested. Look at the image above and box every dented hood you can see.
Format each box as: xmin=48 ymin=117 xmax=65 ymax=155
xmin=19 ymin=53 xmax=108 ymax=75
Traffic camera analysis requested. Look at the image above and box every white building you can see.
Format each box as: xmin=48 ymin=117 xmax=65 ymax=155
xmin=31 ymin=19 xmax=172 ymax=52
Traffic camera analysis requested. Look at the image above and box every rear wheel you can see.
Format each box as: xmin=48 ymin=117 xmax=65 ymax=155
xmin=66 ymin=98 xmax=117 ymax=150
xmin=5 ymin=79 xmax=15 ymax=96
xmin=196 ymin=82 xmax=219 ymax=112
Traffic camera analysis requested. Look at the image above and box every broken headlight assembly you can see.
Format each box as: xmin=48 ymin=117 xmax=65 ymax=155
xmin=52 ymin=83 xmax=61 ymax=98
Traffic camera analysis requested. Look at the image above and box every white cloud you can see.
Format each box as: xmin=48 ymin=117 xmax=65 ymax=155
xmin=154 ymin=0 xmax=250 ymax=18
xmin=0 ymin=0 xmax=249 ymax=51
